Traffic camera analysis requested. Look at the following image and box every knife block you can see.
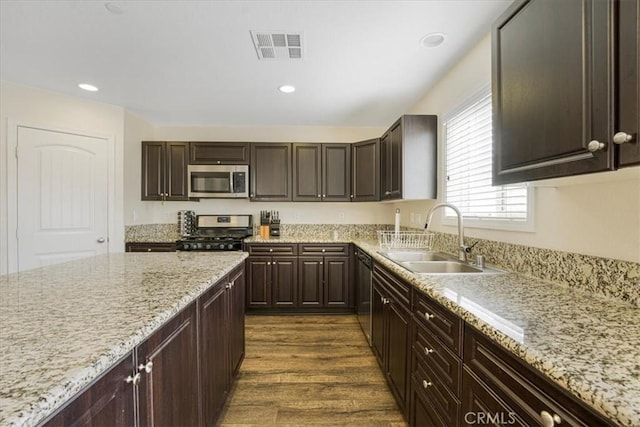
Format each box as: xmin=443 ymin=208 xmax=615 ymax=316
xmin=270 ymin=221 xmax=280 ymax=237
xmin=260 ymin=225 xmax=270 ymax=239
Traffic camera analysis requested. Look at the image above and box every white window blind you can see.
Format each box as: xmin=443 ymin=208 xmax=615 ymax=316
xmin=444 ymin=89 xmax=529 ymax=224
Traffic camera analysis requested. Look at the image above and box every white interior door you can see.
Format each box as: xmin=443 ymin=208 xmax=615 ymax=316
xmin=17 ymin=126 xmax=109 ymax=271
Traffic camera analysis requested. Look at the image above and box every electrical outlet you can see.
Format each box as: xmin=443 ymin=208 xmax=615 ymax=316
xmin=410 ymin=212 xmax=416 ymax=224
xmin=338 ymin=212 xmax=345 ymax=222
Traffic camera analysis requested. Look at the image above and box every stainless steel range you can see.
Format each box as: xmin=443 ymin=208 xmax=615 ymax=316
xmin=176 ymin=214 xmax=252 ymax=251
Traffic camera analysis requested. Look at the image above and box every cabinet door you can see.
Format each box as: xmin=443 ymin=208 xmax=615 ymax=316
xmin=324 ymin=256 xmax=350 ymax=307
xmin=292 ymin=143 xmax=322 ymax=201
xmin=137 ymin=303 xmax=199 ymax=427
xmin=229 ymin=266 xmax=246 ymax=376
xmin=272 ymin=257 xmax=298 ymax=307
xmin=165 ymin=142 xmax=189 ymax=200
xmin=190 ymin=142 xmax=250 ymax=165
xmin=43 ymin=353 xmax=136 ymax=426
xmin=199 ymin=281 xmax=230 ymax=427
xmin=617 ymin=0 xmax=640 ymax=167
xmin=380 ymin=122 xmax=402 ymax=200
xmin=352 ymin=138 xmax=380 ymax=202
xmin=322 ymin=143 xmax=351 ymax=201
xmin=250 ymin=143 xmax=292 ymax=201
xmin=141 ymin=141 xmax=165 ymax=201
xmin=387 ymin=297 xmax=410 ymax=412
xmin=298 ymin=256 xmax=323 ymax=306
xmin=125 ymin=242 xmax=176 ymax=252
xmin=371 ymin=280 xmax=386 ymax=366
xmin=246 ymin=257 xmax=272 ymax=308
xmin=410 ymin=375 xmax=454 ymax=427
xmin=492 ymin=0 xmax=615 ymax=184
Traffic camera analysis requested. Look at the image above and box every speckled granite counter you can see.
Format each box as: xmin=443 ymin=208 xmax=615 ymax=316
xmin=348 ymin=240 xmax=639 ymax=427
xmin=0 ymin=251 xmax=248 ymax=427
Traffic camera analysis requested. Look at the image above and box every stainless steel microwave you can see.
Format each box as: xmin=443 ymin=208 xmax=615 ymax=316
xmin=188 ymin=165 xmax=249 ymax=198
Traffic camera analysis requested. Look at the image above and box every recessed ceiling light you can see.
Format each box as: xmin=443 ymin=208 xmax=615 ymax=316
xmin=278 ymin=85 xmax=296 ymax=93
xmin=104 ymin=3 xmax=124 ymax=15
xmin=420 ymin=33 xmax=446 ymax=48
xmin=78 ymin=83 xmax=99 ymax=92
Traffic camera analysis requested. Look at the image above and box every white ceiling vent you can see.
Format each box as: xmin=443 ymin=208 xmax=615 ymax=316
xmin=250 ymin=31 xmax=303 ymax=60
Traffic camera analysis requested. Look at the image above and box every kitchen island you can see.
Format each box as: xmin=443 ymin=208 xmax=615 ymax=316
xmin=0 ymin=251 xmax=247 ymax=426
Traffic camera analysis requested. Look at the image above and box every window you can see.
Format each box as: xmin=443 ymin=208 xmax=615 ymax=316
xmin=443 ymin=85 xmax=533 ymax=231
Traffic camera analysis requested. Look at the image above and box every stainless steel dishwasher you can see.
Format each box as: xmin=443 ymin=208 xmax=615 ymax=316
xmin=355 ymin=248 xmax=373 ymax=346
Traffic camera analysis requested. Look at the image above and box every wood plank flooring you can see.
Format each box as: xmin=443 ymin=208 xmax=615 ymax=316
xmin=217 ymin=314 xmax=407 ymax=426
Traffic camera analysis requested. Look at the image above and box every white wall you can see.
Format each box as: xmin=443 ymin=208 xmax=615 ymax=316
xmin=123 ymin=124 xmax=394 ymax=226
xmin=0 ymin=81 xmax=125 ymax=274
xmin=396 ymin=34 xmax=640 ymax=263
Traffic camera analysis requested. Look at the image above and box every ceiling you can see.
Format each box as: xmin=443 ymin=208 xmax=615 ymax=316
xmin=0 ymin=0 xmax=512 ymax=128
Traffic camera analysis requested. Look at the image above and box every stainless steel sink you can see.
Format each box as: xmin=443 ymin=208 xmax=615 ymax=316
xmin=376 ymin=250 xmax=452 ymax=262
xmin=377 ymin=250 xmax=504 ymax=275
xmin=400 ymin=261 xmax=484 ymax=274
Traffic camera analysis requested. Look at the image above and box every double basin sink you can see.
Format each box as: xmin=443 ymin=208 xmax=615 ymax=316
xmin=377 ymin=250 xmax=504 ymax=275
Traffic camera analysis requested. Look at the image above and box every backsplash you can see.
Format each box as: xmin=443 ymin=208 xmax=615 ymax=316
xmin=125 ymin=223 xmax=639 ymax=307
xmin=432 ymin=232 xmax=640 ymax=308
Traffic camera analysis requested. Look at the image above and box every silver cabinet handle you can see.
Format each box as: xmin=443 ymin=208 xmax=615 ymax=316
xmin=424 ymin=347 xmax=434 ymax=355
xmin=125 ymin=373 xmax=141 ymax=385
xmin=350 ymin=194 xmax=354 ymax=198
xmin=321 ymin=249 xmax=326 ymax=253
xmin=587 ymin=140 xmax=606 ymax=152
xmin=267 ymin=261 xmax=271 ymax=265
xmin=613 ymin=132 xmax=633 ymax=145
xmin=320 ymin=262 xmax=323 ymax=265
xmin=97 ymin=237 xmax=106 ymax=243
xmin=323 ymin=194 xmax=326 ymax=197
xmin=269 ymin=248 xmax=273 ymax=252
xmin=384 ymin=191 xmax=391 ymax=196
xmin=424 ymin=313 xmax=434 ymax=320
xmin=138 ymin=361 xmax=153 ymax=373
xmin=540 ymin=410 xmax=562 ymax=427
xmin=317 ymin=194 xmax=321 ymax=197
xmin=422 ymin=379 xmax=432 ymax=389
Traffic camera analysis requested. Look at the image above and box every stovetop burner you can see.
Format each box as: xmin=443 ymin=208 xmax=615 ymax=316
xmin=176 ymin=214 xmax=252 ymax=251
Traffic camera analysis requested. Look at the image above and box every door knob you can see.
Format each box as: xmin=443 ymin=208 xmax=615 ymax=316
xmin=613 ymin=132 xmax=633 ymax=145
xmin=97 ymin=237 xmax=106 ymax=243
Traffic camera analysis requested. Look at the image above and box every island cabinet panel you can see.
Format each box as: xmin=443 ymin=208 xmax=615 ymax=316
xmin=40 ymin=265 xmax=247 ymax=427
xmin=492 ymin=0 xmax=616 ymax=184
xmin=462 ymin=326 xmax=615 ymax=427
xmin=43 ymin=353 xmax=136 ymax=426
xmin=617 ymin=0 xmax=640 ymax=167
xmin=351 ymin=138 xmax=380 ymax=202
xmin=250 ymin=143 xmax=292 ymax=201
xmin=199 ymin=279 xmax=231 ymax=427
xmin=189 ymin=142 xmax=250 ymax=165
xmin=141 ymin=141 xmax=189 ymax=201
xmin=137 ymin=302 xmax=200 ymax=427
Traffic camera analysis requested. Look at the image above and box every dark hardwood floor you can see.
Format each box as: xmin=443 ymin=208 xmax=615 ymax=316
xmin=217 ymin=314 xmax=407 ymax=426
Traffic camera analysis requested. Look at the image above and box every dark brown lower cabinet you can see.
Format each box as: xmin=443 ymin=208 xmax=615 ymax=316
xmin=125 ymin=242 xmax=176 ymax=252
xmin=462 ymin=326 xmax=615 ymax=427
xmin=42 ymin=266 xmax=246 ymax=427
xmin=137 ymin=302 xmax=200 ymax=426
xmin=43 ymin=353 xmax=136 ymax=426
xmin=372 ymin=264 xmax=411 ymax=415
xmin=298 ymin=255 xmax=350 ymax=308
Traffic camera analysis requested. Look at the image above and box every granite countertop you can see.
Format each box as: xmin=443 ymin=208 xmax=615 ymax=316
xmin=0 ymin=251 xmax=248 ymax=427
xmin=351 ymin=241 xmax=639 ymax=427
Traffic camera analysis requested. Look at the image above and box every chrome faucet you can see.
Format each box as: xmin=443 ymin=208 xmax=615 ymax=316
xmin=425 ymin=203 xmax=469 ymax=262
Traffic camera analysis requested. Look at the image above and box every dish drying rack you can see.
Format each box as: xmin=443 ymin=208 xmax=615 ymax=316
xmin=377 ymin=230 xmax=434 ymax=250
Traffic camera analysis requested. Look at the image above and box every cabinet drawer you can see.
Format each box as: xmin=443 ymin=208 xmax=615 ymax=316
xmin=464 ymin=327 xmax=615 ymax=427
xmin=413 ymin=290 xmax=462 ymax=356
xmin=125 ymin=242 xmax=176 ymax=252
xmin=247 ymin=244 xmax=298 ymax=255
xmin=413 ymin=321 xmax=461 ymax=397
xmin=298 ymin=243 xmax=348 ymax=256
xmin=411 ymin=355 xmax=460 ymax=427
xmin=373 ymin=264 xmax=411 ymax=307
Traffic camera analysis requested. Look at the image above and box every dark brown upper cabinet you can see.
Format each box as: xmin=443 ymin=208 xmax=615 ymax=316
xmin=189 ymin=142 xmax=250 ymax=165
xmin=250 ymin=143 xmax=292 ymax=201
xmin=616 ymin=0 xmax=639 ymax=167
xmin=492 ymin=0 xmax=624 ymax=184
xmin=292 ymin=143 xmax=351 ymax=202
xmin=380 ymin=115 xmax=437 ymax=201
xmin=352 ymin=138 xmax=380 ymax=202
xmin=141 ymin=141 xmax=189 ymax=201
